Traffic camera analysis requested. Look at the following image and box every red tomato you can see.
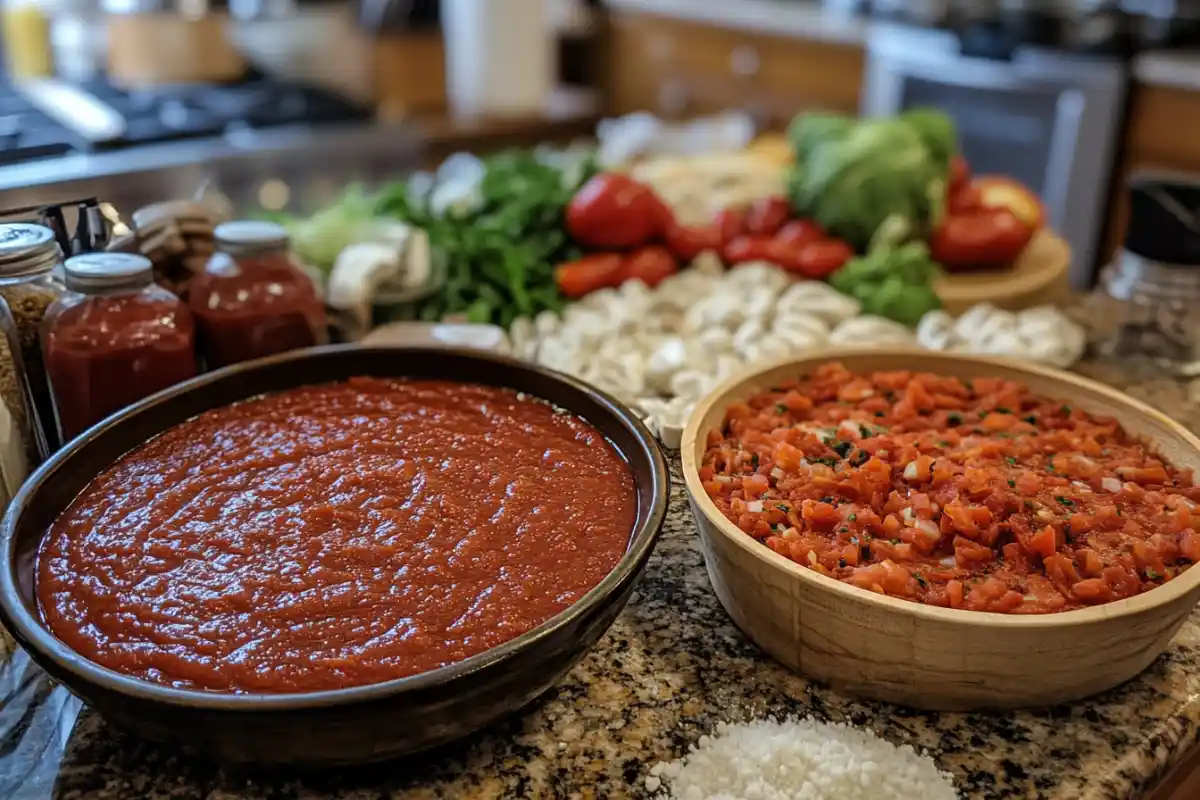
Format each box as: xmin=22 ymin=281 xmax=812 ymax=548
xmin=949 ymin=154 xmax=970 ymax=196
xmin=948 ymin=183 xmax=983 ymax=215
xmin=554 ymin=253 xmax=625 ymax=298
xmin=664 ymin=222 xmax=722 ymax=262
xmin=619 ymin=246 xmax=679 ymax=288
xmin=566 ymin=174 xmax=660 ymax=249
xmin=723 ymin=235 xmax=777 ymax=265
xmin=713 ymin=207 xmax=749 ymax=246
xmin=929 ymin=208 xmax=1034 ymax=273
xmin=645 ymin=190 xmax=677 ymax=237
xmin=789 ymin=240 xmax=854 ymax=279
xmin=774 ymin=219 xmax=825 ymax=249
xmin=744 ymin=196 xmax=792 ymax=237
xmin=972 ymin=176 xmax=1046 ymax=230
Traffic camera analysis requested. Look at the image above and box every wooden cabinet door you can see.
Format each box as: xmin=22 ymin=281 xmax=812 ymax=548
xmin=604 ymin=12 xmax=864 ymax=128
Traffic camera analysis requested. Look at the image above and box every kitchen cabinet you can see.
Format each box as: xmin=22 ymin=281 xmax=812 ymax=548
xmin=603 ymin=11 xmax=864 ymax=127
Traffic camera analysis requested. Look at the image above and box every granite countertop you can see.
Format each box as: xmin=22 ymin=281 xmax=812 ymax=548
xmin=3 ymin=359 xmax=1200 ymax=800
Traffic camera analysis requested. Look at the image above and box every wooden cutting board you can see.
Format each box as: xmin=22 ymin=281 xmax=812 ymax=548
xmin=934 ymin=230 xmax=1072 ymax=316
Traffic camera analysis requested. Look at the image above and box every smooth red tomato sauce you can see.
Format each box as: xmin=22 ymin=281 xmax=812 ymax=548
xmin=700 ymin=363 xmax=1200 ymax=614
xmin=37 ymin=378 xmax=637 ymax=693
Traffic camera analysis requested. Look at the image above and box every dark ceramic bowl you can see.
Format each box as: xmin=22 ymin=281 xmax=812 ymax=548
xmin=0 ymin=345 xmax=670 ymax=766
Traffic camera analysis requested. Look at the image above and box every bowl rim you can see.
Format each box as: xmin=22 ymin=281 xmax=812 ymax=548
xmin=0 ymin=344 xmax=671 ymax=709
xmin=681 ymin=346 xmax=1200 ymax=629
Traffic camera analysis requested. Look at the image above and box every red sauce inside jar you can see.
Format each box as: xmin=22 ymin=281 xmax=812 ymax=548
xmin=36 ymin=379 xmax=638 ymax=694
xmin=188 ymin=222 xmax=327 ymax=370
xmin=41 ymin=253 xmax=197 ymax=441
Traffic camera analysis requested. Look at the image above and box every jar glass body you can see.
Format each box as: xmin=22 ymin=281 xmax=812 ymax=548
xmin=188 ymin=244 xmax=328 ymax=370
xmin=0 ymin=268 xmax=66 ymax=464
xmin=41 ymin=281 xmax=197 ymax=442
xmin=1093 ymin=254 xmax=1200 ymax=373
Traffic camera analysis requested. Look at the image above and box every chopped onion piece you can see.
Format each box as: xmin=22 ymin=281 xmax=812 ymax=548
xmin=714 ymin=475 xmax=733 ymax=485
xmin=915 ymin=519 xmax=940 ymax=539
xmin=901 ymin=507 xmax=915 ymax=522
xmin=771 ymin=468 xmax=784 ymax=480
xmin=903 ymin=462 xmax=919 ymax=480
xmin=747 ymin=500 xmax=764 ymax=513
xmin=940 ymin=556 xmax=956 ymax=567
xmin=781 ymin=527 xmax=799 ymax=539
xmin=1072 ymin=481 xmax=1090 ymax=491
xmin=807 ymin=550 xmax=818 ymax=566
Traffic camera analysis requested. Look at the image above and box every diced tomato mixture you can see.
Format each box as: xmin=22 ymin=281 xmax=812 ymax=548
xmin=700 ymin=363 xmax=1200 ymax=614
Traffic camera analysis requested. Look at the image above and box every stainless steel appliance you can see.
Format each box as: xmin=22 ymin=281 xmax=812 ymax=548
xmin=861 ymin=22 xmax=1129 ymax=287
xmin=0 ymin=75 xmax=370 ymax=164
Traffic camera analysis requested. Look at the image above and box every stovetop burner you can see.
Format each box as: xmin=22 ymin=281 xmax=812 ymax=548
xmin=0 ymin=78 xmax=371 ymax=165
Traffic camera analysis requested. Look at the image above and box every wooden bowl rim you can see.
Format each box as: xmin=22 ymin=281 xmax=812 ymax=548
xmin=681 ymin=346 xmax=1200 ymax=630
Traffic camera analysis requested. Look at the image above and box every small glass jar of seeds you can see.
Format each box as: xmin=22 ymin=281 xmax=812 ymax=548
xmin=0 ymin=223 xmax=66 ymax=472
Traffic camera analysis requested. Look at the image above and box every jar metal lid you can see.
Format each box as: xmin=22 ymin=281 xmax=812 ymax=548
xmin=214 ymin=220 xmax=289 ymax=253
xmin=0 ymin=223 xmax=61 ymax=277
xmin=63 ymin=252 xmax=154 ymax=291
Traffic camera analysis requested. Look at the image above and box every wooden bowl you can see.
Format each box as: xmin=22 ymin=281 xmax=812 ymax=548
xmin=0 ymin=346 xmax=670 ymax=765
xmin=681 ymin=348 xmax=1200 ymax=711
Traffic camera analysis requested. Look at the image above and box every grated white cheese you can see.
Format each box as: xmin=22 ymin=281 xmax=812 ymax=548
xmin=648 ymin=717 xmax=958 ymax=800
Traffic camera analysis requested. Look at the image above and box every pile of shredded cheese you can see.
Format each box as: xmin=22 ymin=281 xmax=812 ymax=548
xmin=648 ymin=717 xmax=958 ymax=800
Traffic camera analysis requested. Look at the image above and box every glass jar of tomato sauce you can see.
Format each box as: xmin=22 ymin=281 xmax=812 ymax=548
xmin=41 ymin=252 xmax=198 ymax=443
xmin=188 ymin=221 xmax=328 ymax=369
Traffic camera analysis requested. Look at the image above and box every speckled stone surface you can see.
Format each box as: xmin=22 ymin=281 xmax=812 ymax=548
xmin=3 ymin=360 xmax=1200 ymax=800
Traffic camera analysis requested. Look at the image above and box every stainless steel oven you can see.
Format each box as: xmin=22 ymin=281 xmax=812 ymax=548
xmin=861 ymin=22 xmax=1130 ymax=287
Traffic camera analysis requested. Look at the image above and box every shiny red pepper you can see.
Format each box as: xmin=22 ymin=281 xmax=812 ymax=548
xmin=930 ymin=207 xmax=1034 ymax=273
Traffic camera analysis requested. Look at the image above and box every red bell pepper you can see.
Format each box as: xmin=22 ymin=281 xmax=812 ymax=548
xmin=930 ymin=207 xmax=1034 ymax=273
xmin=970 ymin=176 xmax=1046 ymax=230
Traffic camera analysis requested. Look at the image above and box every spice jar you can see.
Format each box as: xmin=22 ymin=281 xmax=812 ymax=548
xmin=188 ymin=221 xmax=328 ymax=369
xmin=41 ymin=252 xmax=197 ymax=443
xmin=0 ymin=222 xmax=65 ymax=464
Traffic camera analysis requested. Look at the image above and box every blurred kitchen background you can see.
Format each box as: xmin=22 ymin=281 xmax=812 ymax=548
xmin=1 ymin=0 xmax=1200 ymax=288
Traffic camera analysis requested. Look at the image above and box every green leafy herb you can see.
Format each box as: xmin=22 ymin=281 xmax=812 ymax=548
xmin=368 ymin=148 xmax=599 ymax=326
xmin=831 ymin=440 xmax=854 ymax=458
xmin=775 ymin=403 xmax=788 ymax=414
xmin=978 ymin=410 xmax=989 ymax=419
xmin=875 ymin=410 xmax=886 ymax=418
xmin=847 ymin=513 xmax=857 ymax=522
xmin=995 ymin=407 xmax=1013 ymax=414
xmin=1005 ymin=456 xmax=1017 ymax=465
xmin=1008 ymin=479 xmax=1016 ymax=488
xmin=1146 ymin=568 xmax=1161 ymax=580
xmin=1060 ymin=404 xmax=1072 ymax=415
xmin=750 ymin=453 xmax=760 ymax=469
xmin=936 ymin=440 xmax=950 ymax=448
xmin=947 ymin=412 xmax=963 ymax=425
xmin=858 ymin=424 xmax=872 ymax=438
xmin=1055 ymin=496 xmax=1075 ymax=507
xmin=890 ymin=538 xmax=901 ymax=545
xmin=913 ymin=571 xmax=928 ymax=587
xmin=1022 ymin=415 xmax=1037 ymax=424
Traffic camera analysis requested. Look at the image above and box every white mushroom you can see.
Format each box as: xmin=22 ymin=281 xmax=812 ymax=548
xmin=916 ymin=310 xmax=954 ymax=351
